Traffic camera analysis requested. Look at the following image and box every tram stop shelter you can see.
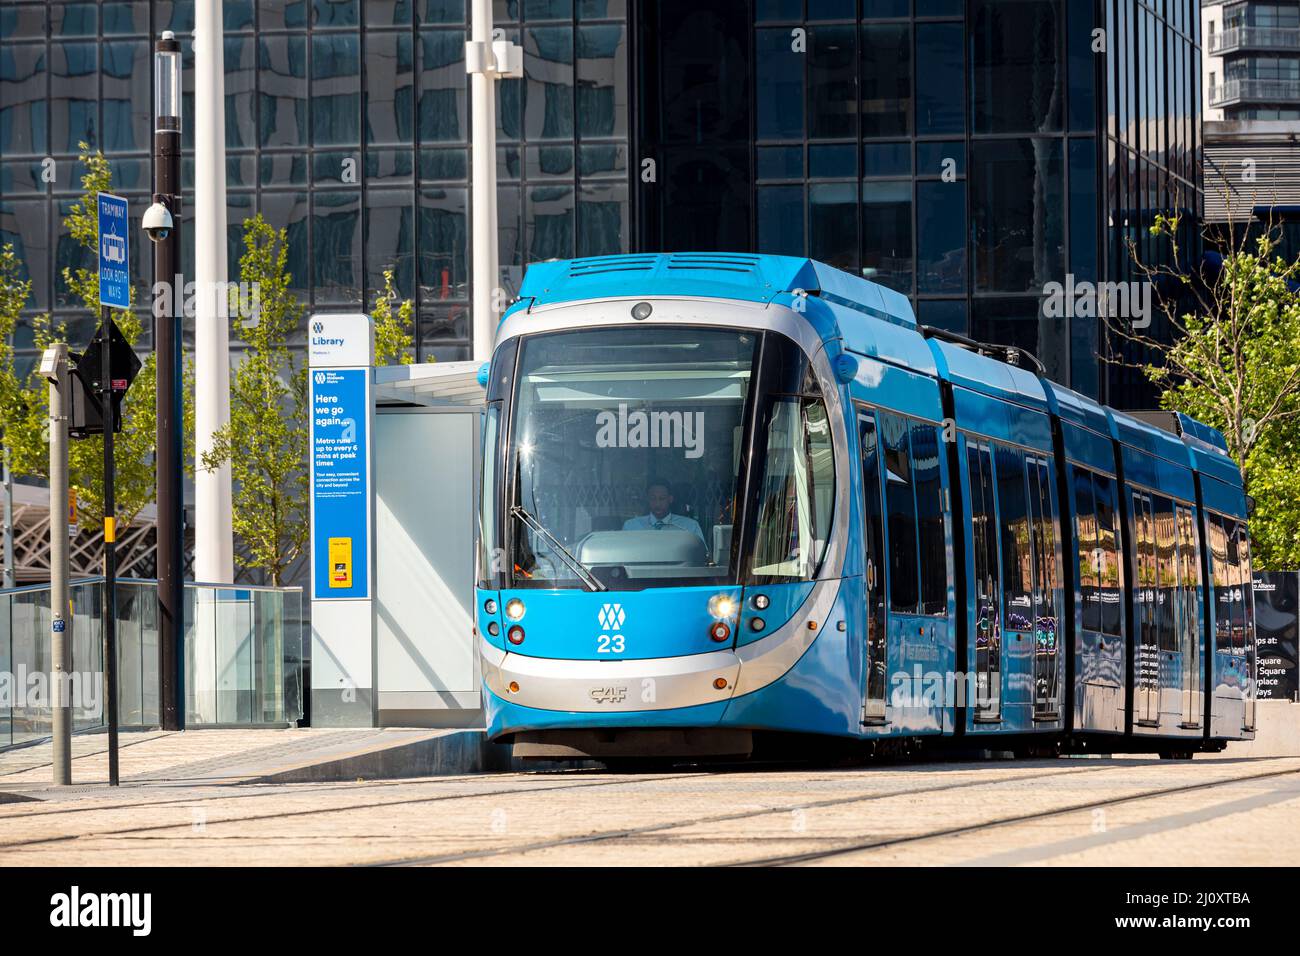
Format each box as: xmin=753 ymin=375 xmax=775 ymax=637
xmin=308 ymin=312 xmax=487 ymax=728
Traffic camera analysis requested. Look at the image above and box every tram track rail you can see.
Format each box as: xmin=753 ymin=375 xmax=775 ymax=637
xmin=0 ymin=770 xmax=715 ymax=850
xmin=6 ymin=759 xmax=1294 ymax=866
xmin=2 ymin=759 xmax=1110 ymax=859
xmin=369 ymin=761 xmax=1125 ymax=866
xmin=733 ymin=764 xmax=1300 ymax=867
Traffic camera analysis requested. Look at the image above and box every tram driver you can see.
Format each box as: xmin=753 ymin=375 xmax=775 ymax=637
xmin=623 ymin=478 xmax=707 ymax=550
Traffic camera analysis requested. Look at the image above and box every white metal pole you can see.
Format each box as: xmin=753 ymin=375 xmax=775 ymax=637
xmin=46 ymin=344 xmax=70 ymax=785
xmin=194 ymin=0 xmax=233 ymax=585
xmin=470 ymin=0 xmax=497 ymax=361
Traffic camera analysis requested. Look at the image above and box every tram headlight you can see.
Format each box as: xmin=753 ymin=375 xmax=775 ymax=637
xmin=752 ymin=594 xmax=770 ymax=610
xmin=505 ymin=598 xmax=526 ymax=621
xmin=709 ymin=621 xmax=731 ymax=643
xmin=484 ymin=598 xmax=498 ymax=615
xmin=487 ymin=621 xmax=500 ymax=637
xmin=507 ymin=626 xmax=525 ymax=645
xmin=707 ymin=594 xmax=737 ymax=620
xmin=631 ymin=301 xmax=653 ymax=321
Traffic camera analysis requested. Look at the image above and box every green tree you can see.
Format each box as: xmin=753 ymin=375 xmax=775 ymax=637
xmin=1115 ymin=214 xmax=1300 ymax=569
xmin=4 ymin=144 xmax=183 ymax=532
xmin=0 ymin=245 xmax=48 ymax=525
xmin=370 ymin=266 xmax=415 ymax=366
xmin=201 ymin=214 xmax=308 ymax=585
xmin=0 ymin=244 xmax=36 ymax=454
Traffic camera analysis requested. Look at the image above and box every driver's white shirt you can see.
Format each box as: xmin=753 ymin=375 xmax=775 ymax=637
xmin=622 ymin=512 xmax=706 ymax=544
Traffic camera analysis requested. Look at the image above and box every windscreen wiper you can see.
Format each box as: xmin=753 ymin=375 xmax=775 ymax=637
xmin=510 ymin=505 xmax=606 ymax=592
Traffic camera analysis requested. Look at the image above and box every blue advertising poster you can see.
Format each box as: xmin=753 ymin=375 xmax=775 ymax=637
xmin=311 ymin=368 xmax=369 ymax=599
xmin=97 ymin=193 xmax=130 ymax=309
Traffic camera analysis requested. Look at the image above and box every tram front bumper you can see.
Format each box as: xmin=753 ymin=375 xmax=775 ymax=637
xmin=480 ymin=636 xmax=741 ymax=713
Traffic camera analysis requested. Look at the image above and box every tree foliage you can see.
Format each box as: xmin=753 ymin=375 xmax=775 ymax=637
xmin=201 ymin=214 xmax=308 ymax=586
xmin=370 ymin=267 xmax=415 ymax=366
xmin=0 ymin=244 xmax=34 ymax=449
xmin=1 ymin=144 xmax=192 ymax=533
xmin=1115 ymin=214 xmax=1300 ymax=569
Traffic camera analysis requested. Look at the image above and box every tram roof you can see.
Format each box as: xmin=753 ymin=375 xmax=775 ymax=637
xmin=513 ymin=253 xmax=916 ymax=328
xmin=512 ymin=254 xmax=1239 ymax=484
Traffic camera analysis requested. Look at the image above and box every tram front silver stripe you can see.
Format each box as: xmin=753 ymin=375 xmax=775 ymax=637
xmin=481 ymin=578 xmax=842 ymax=713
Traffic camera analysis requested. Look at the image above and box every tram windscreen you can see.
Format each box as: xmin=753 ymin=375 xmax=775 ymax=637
xmin=509 ymin=326 xmax=758 ymax=588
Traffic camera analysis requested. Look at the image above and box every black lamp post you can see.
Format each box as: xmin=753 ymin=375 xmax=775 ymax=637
xmin=153 ymin=30 xmax=184 ymax=732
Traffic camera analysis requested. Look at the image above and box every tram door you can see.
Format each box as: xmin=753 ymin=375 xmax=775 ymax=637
xmin=1132 ymin=492 xmax=1160 ymax=726
xmin=1027 ymin=457 xmax=1060 ymax=720
xmin=858 ymin=412 xmax=888 ymax=725
xmin=969 ymin=442 xmax=1001 ymax=722
xmin=1175 ymin=506 xmax=1201 ymax=728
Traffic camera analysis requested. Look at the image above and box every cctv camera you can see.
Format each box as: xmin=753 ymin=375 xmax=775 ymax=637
xmin=142 ymin=201 xmax=173 ymax=243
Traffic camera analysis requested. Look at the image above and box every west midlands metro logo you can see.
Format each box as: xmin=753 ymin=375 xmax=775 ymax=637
xmin=310 ymin=320 xmax=345 ymax=348
xmin=314 ymin=372 xmax=326 ymax=384
xmin=598 ymin=604 xmax=625 ymax=629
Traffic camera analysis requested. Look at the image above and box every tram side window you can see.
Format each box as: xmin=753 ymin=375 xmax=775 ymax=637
xmin=1239 ymin=524 xmax=1255 ymax=656
xmin=1028 ymin=458 xmax=1057 ymax=621
xmin=478 ymin=404 xmax=501 ymax=588
xmin=995 ymin=444 xmax=1033 ymax=631
xmin=881 ymin=413 xmax=919 ymax=613
xmin=1229 ymin=520 xmax=1249 ymax=655
xmin=1210 ymin=514 xmax=1233 ymax=653
xmin=968 ymin=441 xmax=1000 ymax=632
xmin=1154 ymin=496 xmax=1178 ymax=652
xmin=1074 ymin=469 xmax=1099 ymax=632
xmin=1093 ymin=474 xmax=1122 ymax=636
xmin=1133 ymin=494 xmax=1156 ymax=647
xmin=912 ymin=421 xmax=947 ymax=615
xmin=751 ymin=395 xmax=836 ymax=580
xmin=1244 ymin=525 xmax=1257 ymax=657
xmin=1175 ymin=505 xmax=1201 ymax=658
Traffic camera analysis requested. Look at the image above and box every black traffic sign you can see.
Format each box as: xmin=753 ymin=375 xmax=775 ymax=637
xmin=69 ymin=319 xmax=141 ymax=438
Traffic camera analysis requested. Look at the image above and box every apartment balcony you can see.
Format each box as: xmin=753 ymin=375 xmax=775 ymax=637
xmin=1209 ymin=25 xmax=1300 ymax=56
xmin=1210 ymin=77 xmax=1300 ymax=108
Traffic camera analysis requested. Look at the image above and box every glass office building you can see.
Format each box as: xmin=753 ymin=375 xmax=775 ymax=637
xmin=1 ymin=0 xmax=1200 ymax=405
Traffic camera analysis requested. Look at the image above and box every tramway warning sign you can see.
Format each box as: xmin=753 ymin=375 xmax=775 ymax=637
xmin=97 ymin=193 xmax=130 ymax=310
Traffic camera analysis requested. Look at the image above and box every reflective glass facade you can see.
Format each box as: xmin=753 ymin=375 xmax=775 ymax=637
xmin=1104 ymin=0 xmax=1202 ymax=406
xmin=0 ymin=0 xmax=1199 ymax=402
xmin=0 ymin=0 xmax=630 ymax=361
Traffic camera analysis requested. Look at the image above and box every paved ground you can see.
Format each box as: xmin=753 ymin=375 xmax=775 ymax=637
xmin=0 ymin=728 xmax=470 ymax=787
xmin=2 ymin=730 xmax=1298 ymax=866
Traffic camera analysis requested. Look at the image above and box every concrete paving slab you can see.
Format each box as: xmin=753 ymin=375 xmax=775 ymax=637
xmin=0 ymin=726 xmax=504 ymax=795
xmin=2 ymin=755 xmax=1296 ymax=866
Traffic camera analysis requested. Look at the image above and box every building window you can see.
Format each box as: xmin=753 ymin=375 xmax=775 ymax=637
xmin=971 ymin=0 xmax=1064 ymax=135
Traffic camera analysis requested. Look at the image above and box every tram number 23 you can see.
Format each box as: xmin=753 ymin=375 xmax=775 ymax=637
xmin=597 ymin=634 xmax=626 ymax=654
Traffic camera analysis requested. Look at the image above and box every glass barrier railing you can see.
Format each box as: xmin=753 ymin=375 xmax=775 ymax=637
xmin=0 ymin=578 xmax=303 ymax=750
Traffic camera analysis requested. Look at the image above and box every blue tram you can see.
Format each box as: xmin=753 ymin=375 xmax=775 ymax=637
xmin=475 ymin=253 xmax=1257 ymax=761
